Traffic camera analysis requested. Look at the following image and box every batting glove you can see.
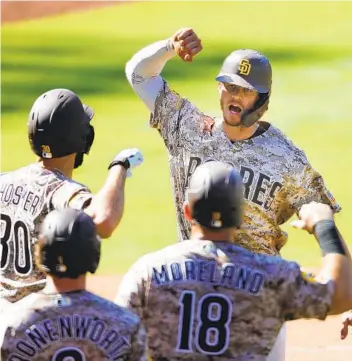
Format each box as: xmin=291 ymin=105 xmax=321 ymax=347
xmin=108 ymin=148 xmax=144 ymax=178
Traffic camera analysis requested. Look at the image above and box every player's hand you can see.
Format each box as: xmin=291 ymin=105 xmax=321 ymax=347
xmin=291 ymin=201 xmax=334 ymax=234
xmin=341 ymin=311 xmax=352 ymax=340
xmin=170 ymin=28 xmax=203 ymax=63
xmin=112 ymin=148 xmax=144 ymax=178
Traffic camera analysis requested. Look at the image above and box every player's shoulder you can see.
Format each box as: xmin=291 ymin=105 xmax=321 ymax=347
xmin=1 ymin=292 xmax=39 ymax=328
xmin=259 ymin=254 xmax=303 ymax=284
xmin=59 ymin=176 xmax=90 ymax=191
xmin=86 ymin=291 xmax=141 ymax=325
xmin=264 ymin=123 xmax=309 ymax=164
xmin=159 ymin=81 xmax=201 ymax=114
xmin=139 ymin=240 xmax=213 ymax=269
xmin=0 ymin=164 xmax=30 ymax=182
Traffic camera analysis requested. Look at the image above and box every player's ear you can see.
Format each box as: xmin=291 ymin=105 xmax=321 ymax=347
xmin=217 ymin=82 xmax=222 ymax=94
xmin=183 ymin=201 xmax=192 ymax=221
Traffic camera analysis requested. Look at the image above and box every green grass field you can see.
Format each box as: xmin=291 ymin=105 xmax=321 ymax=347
xmin=2 ymin=1 xmax=352 ymax=274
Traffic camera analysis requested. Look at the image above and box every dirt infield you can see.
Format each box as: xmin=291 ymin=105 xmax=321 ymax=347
xmin=88 ymin=274 xmax=352 ymax=361
xmin=3 ymin=2 xmax=352 ymax=360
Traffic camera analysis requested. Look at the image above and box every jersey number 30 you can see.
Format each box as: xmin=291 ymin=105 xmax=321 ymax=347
xmin=0 ymin=213 xmax=32 ymax=275
xmin=176 ymin=291 xmax=232 ymax=355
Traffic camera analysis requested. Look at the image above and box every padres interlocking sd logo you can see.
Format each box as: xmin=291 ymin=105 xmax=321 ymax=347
xmin=238 ymin=59 xmax=251 ymax=75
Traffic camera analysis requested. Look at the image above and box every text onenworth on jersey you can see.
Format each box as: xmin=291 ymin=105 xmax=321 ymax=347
xmin=0 ymin=290 xmax=148 ymax=361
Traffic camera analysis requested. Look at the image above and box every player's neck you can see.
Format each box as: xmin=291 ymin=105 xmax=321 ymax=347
xmin=42 ymin=275 xmax=86 ymax=294
xmin=191 ymin=225 xmax=237 ymax=242
xmin=39 ymin=155 xmax=75 ymax=178
xmin=222 ymin=121 xmax=259 ymax=141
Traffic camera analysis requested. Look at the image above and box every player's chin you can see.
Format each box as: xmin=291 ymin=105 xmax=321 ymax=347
xmin=223 ymin=112 xmax=242 ymax=127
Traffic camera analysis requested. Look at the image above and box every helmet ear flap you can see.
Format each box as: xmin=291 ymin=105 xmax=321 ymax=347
xmin=241 ymin=92 xmax=270 ymax=127
xmin=88 ymin=243 xmax=100 ymax=274
xmin=73 ymin=124 xmax=95 ymax=169
xmin=84 ymin=125 xmax=95 ymax=154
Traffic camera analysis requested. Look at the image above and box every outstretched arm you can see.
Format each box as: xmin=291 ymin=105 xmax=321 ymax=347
xmin=84 ymin=149 xmax=144 ymax=238
xmin=291 ymin=203 xmax=352 ymax=316
xmin=125 ymin=28 xmax=203 ymax=112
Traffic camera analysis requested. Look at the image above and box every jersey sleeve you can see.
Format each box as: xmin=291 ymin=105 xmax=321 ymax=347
xmin=129 ymin=320 xmax=148 ymax=361
xmin=115 ymin=258 xmax=148 ymax=319
xmin=150 ymin=81 xmax=212 ymax=153
xmin=50 ymin=180 xmax=92 ymax=210
xmin=278 ymin=261 xmax=334 ymax=321
xmin=291 ymin=164 xmax=341 ymax=213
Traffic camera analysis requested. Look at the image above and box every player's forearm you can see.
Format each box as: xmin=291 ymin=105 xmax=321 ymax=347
xmin=320 ymin=254 xmax=352 ymax=315
xmin=125 ymin=39 xmax=176 ymax=112
xmin=84 ymin=166 xmax=126 ymax=238
xmin=126 ymin=39 xmax=175 ymax=79
xmin=314 ymin=223 xmax=352 ymax=314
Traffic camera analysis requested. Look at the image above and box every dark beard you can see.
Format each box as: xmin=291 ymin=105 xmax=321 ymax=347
xmin=220 ymin=99 xmax=243 ymax=128
xmin=74 ymin=153 xmax=84 ymax=169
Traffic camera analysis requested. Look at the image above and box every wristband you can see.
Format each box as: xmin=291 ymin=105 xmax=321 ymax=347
xmin=314 ymin=220 xmax=346 ymax=256
xmin=108 ymin=159 xmax=130 ymax=170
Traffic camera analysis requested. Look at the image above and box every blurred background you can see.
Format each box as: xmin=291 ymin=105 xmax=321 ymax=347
xmin=1 ymin=0 xmax=351 ymax=274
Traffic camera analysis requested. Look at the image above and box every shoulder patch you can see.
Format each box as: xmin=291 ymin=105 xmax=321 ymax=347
xmin=301 ymin=271 xmax=317 ymax=283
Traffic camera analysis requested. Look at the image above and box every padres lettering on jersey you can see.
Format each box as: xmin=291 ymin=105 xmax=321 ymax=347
xmin=0 ymin=290 xmax=147 ymax=361
xmin=150 ymin=82 xmax=341 ymax=254
xmin=0 ymin=164 xmax=92 ymax=302
xmin=116 ymin=240 xmax=334 ymax=361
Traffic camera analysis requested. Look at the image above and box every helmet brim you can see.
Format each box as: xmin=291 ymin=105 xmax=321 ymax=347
xmin=83 ymin=104 xmax=94 ymax=122
xmin=216 ymin=73 xmax=269 ymax=94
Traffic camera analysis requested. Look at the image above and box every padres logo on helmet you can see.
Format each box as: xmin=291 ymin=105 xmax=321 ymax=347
xmin=238 ymin=59 xmax=251 ymax=75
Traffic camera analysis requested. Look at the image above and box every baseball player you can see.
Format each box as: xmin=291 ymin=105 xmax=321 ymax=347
xmin=0 ymin=208 xmax=148 ymax=361
xmin=125 ymin=27 xmax=344 ymax=359
xmin=0 ymin=88 xmax=143 ymax=303
xmin=115 ymin=161 xmax=352 ymax=361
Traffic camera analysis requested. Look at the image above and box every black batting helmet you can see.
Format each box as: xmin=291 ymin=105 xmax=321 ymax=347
xmin=216 ymin=49 xmax=272 ymax=127
xmin=186 ymin=161 xmax=244 ymax=229
xmin=28 ymin=89 xmax=95 ymax=163
xmin=37 ymin=208 xmax=101 ymax=278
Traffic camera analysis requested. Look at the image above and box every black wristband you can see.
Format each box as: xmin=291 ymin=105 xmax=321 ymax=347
xmin=108 ymin=159 xmax=130 ymax=170
xmin=314 ymin=220 xmax=346 ymax=256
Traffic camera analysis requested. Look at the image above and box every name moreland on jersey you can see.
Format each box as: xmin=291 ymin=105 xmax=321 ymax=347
xmin=115 ymin=240 xmax=334 ymax=361
xmin=0 ymin=164 xmax=92 ymax=302
xmin=0 ymin=291 xmax=147 ymax=361
xmin=150 ymin=82 xmax=341 ymax=254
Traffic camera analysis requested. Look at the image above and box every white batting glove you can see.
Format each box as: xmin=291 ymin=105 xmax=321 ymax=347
xmin=108 ymin=148 xmax=144 ymax=178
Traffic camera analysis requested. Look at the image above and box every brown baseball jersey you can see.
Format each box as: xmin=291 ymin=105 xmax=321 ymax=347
xmin=0 ymin=164 xmax=92 ymax=302
xmin=150 ymin=82 xmax=341 ymax=254
xmin=115 ymin=240 xmax=333 ymax=361
xmin=0 ymin=289 xmax=148 ymax=361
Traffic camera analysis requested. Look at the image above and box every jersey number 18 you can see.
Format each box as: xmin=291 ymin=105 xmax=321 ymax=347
xmin=176 ymin=291 xmax=232 ymax=355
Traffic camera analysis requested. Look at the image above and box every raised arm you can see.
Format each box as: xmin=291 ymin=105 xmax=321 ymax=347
xmin=125 ymin=28 xmax=203 ymax=112
xmin=291 ymin=202 xmax=352 ymax=315
xmin=125 ymin=39 xmax=175 ymax=112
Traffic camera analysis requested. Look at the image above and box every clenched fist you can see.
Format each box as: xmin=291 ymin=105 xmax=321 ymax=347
xmin=291 ymin=202 xmax=334 ymax=234
xmin=170 ymin=28 xmax=203 ymax=62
